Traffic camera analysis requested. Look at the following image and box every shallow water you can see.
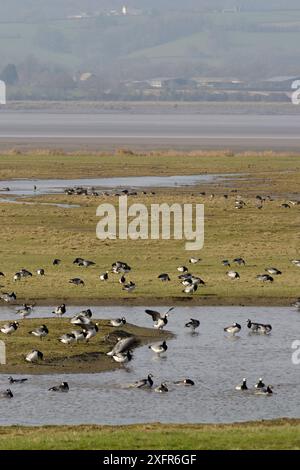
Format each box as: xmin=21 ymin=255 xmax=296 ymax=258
xmin=0 ymin=197 xmax=80 ymax=209
xmin=0 ymin=305 xmax=299 ymax=426
xmin=0 ymin=174 xmax=226 ymax=196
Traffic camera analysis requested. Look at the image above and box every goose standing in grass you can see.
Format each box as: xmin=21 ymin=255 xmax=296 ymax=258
xmin=69 ymin=278 xmax=85 ymax=286
xmin=174 ymin=379 xmax=195 ymax=386
xmin=16 ymin=304 xmax=33 ymax=319
xmin=81 ymin=259 xmax=96 ymax=268
xmin=256 ymin=274 xmax=273 ymax=282
xmin=0 ymin=321 xmax=19 ymax=335
xmin=53 ymin=259 xmax=61 ymax=266
xmin=82 ymin=324 xmax=99 ymax=342
xmin=8 ymin=376 xmax=28 ymax=384
xmin=177 ymin=266 xmax=188 ymax=273
xmin=189 ymin=257 xmax=201 ymax=264
xmin=59 ymin=333 xmax=76 ymax=345
xmin=29 ymin=325 xmax=49 ymax=340
xmin=154 ymin=382 xmax=168 ymax=393
xmin=224 ymin=323 xmax=241 ymax=336
xmin=119 ymin=275 xmax=126 ymax=284
xmin=71 ymin=330 xmax=87 ymax=342
xmin=233 ymin=258 xmax=246 ymax=266
xmin=227 ymin=271 xmax=240 ymax=280
xmin=70 ymin=314 xmax=92 ymax=327
xmin=110 ymin=317 xmax=126 ymax=327
xmin=0 ymin=389 xmax=13 ymax=398
xmin=25 ymin=349 xmax=43 ymax=363
xmin=265 ymin=267 xmax=281 ymax=275
xmin=129 ymin=374 xmax=154 ymax=389
xmin=183 ymin=283 xmax=198 ymax=294
xmin=19 ymin=268 xmax=32 ymax=278
xmin=235 ymin=378 xmax=248 ymax=391
xmin=37 ymin=268 xmax=45 ymax=276
xmin=99 ymin=271 xmax=109 ymax=281
xmin=158 ymin=273 xmax=170 ymax=281
xmin=49 ymin=382 xmax=69 ymax=392
xmin=222 ymin=260 xmax=231 ymax=267
xmin=149 ymin=340 xmax=168 ymax=355
xmin=52 ymin=304 xmax=66 ymax=317
xmin=122 ymin=281 xmax=136 ymax=292
xmin=291 ymin=259 xmax=300 ymax=266
xmin=185 ymin=319 xmax=200 ymax=332
xmin=145 ymin=307 xmax=174 ymax=329
xmin=255 ymin=378 xmax=266 ymax=389
xmin=13 ymin=272 xmax=21 ymax=282
xmin=0 ymin=292 xmax=17 ymax=303
xmin=112 ymin=261 xmax=131 ymax=274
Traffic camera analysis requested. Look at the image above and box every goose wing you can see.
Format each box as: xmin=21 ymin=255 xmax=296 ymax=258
xmin=145 ymin=309 xmax=161 ymax=321
xmin=111 ymin=336 xmax=136 ymax=355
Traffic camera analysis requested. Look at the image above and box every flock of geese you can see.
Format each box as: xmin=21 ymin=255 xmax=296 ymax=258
xmin=0 ymin=255 xmax=299 ymax=301
xmin=0 ymin=295 xmax=280 ymax=398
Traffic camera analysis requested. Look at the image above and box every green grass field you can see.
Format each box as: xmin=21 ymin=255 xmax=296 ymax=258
xmin=0 ymin=151 xmax=298 ymax=305
xmin=0 ymin=420 xmax=299 ymax=450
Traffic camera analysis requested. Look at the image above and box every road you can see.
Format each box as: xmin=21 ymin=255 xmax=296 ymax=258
xmin=0 ymin=111 xmax=299 ymax=151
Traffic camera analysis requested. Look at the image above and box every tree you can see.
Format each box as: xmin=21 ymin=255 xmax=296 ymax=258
xmin=0 ymin=64 xmax=19 ymax=85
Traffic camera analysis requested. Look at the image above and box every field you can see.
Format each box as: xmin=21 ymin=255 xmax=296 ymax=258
xmin=0 ymin=419 xmax=299 ymax=450
xmin=0 ymin=150 xmax=298 ymax=306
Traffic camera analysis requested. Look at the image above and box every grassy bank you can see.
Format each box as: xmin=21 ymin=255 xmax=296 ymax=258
xmin=0 ymin=151 xmax=298 ymax=305
xmin=0 ymin=318 xmax=168 ymax=374
xmin=0 ymin=419 xmax=299 ymax=450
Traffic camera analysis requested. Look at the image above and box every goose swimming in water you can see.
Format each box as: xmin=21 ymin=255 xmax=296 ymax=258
xmin=158 ymin=273 xmax=170 ymax=281
xmin=0 ymin=321 xmax=19 ymax=335
xmin=25 ymin=349 xmax=43 ymax=363
xmin=149 ymin=340 xmax=168 ymax=355
xmin=255 ymin=385 xmax=273 ymax=395
xmin=49 ymin=382 xmax=69 ymax=392
xmin=130 ymin=374 xmax=154 ymax=389
xmin=110 ymin=317 xmax=126 ymax=327
xmin=291 ymin=299 xmax=300 ymax=309
xmin=107 ymin=336 xmax=136 ymax=357
xmin=247 ymin=319 xmax=272 ymax=334
xmin=113 ymin=350 xmax=133 ymax=363
xmin=8 ymin=376 xmax=28 ymax=384
xmin=29 ymin=324 xmax=49 ymax=339
xmin=255 ymin=378 xmax=265 ymax=389
xmin=174 ymin=379 xmax=195 ymax=386
xmin=227 ymin=271 xmax=240 ymax=280
xmin=16 ymin=304 xmax=33 ymax=319
xmin=52 ymin=304 xmax=66 ymax=317
xmin=154 ymin=382 xmax=168 ymax=393
xmin=145 ymin=307 xmax=174 ymax=329
xmin=69 ymin=278 xmax=85 ymax=286
xmin=185 ymin=319 xmax=200 ymax=332
xmin=59 ymin=333 xmax=76 ymax=345
xmin=0 ymin=389 xmax=13 ymax=398
xmin=0 ymin=292 xmax=17 ymax=303
xmin=235 ymin=378 xmax=248 ymax=391
xmin=224 ymin=323 xmax=241 ymax=336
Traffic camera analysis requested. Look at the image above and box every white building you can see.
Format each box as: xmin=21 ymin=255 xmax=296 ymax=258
xmin=0 ymin=80 xmax=6 ymax=104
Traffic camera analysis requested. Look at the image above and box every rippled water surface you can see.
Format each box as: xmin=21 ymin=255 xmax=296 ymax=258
xmin=0 ymin=305 xmax=299 ymax=425
xmin=0 ymin=174 xmax=226 ymax=196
